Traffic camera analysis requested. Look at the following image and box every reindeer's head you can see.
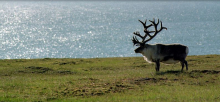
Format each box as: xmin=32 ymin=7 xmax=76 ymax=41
xmin=132 ymin=18 xmax=167 ymax=53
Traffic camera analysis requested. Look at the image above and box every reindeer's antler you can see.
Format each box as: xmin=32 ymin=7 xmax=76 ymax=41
xmin=132 ymin=18 xmax=167 ymax=46
xmin=143 ymin=18 xmax=167 ymax=43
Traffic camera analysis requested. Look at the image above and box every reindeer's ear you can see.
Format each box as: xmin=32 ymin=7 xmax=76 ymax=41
xmin=141 ymin=43 xmax=146 ymax=47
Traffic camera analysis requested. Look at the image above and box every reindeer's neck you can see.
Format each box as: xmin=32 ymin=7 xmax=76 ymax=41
xmin=141 ymin=44 xmax=155 ymax=63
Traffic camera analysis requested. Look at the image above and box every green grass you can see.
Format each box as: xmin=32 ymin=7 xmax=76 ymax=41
xmin=0 ymin=55 xmax=220 ymax=101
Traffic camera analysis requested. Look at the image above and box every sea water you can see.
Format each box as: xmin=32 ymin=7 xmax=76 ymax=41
xmin=0 ymin=1 xmax=220 ymax=59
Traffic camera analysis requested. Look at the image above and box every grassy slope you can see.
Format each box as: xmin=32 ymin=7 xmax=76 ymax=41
xmin=0 ymin=55 xmax=220 ymax=101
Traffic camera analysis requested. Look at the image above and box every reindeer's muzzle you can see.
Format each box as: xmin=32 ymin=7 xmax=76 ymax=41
xmin=134 ymin=47 xmax=143 ymax=53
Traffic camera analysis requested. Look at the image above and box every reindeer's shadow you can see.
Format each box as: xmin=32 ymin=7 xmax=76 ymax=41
xmin=132 ymin=70 xmax=220 ymax=85
xmin=156 ymin=70 xmax=185 ymax=75
xmin=156 ymin=70 xmax=220 ymax=75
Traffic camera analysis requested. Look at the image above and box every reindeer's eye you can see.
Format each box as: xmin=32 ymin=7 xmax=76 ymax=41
xmin=134 ymin=45 xmax=139 ymax=49
xmin=136 ymin=43 xmax=141 ymax=47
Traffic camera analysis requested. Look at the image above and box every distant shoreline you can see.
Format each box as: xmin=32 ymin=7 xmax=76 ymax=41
xmin=1 ymin=54 xmax=219 ymax=60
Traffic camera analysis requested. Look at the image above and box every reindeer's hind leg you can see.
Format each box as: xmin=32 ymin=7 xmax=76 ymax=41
xmin=181 ymin=60 xmax=188 ymax=71
xmin=181 ymin=61 xmax=184 ymax=71
xmin=184 ymin=60 xmax=188 ymax=70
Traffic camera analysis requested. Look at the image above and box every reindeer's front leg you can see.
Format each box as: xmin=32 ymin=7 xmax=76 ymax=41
xmin=155 ymin=60 xmax=160 ymax=72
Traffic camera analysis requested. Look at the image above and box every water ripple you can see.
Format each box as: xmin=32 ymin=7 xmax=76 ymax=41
xmin=0 ymin=1 xmax=220 ymax=59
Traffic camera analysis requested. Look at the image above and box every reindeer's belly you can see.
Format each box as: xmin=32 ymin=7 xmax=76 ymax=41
xmin=161 ymin=58 xmax=179 ymax=64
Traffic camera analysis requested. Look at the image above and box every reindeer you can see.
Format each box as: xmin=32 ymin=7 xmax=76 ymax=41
xmin=132 ymin=18 xmax=189 ymax=72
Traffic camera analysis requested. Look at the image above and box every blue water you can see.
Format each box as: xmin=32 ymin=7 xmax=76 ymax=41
xmin=0 ymin=1 xmax=220 ymax=59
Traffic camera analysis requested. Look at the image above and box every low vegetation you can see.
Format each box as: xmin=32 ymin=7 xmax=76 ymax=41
xmin=0 ymin=55 xmax=220 ymax=101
